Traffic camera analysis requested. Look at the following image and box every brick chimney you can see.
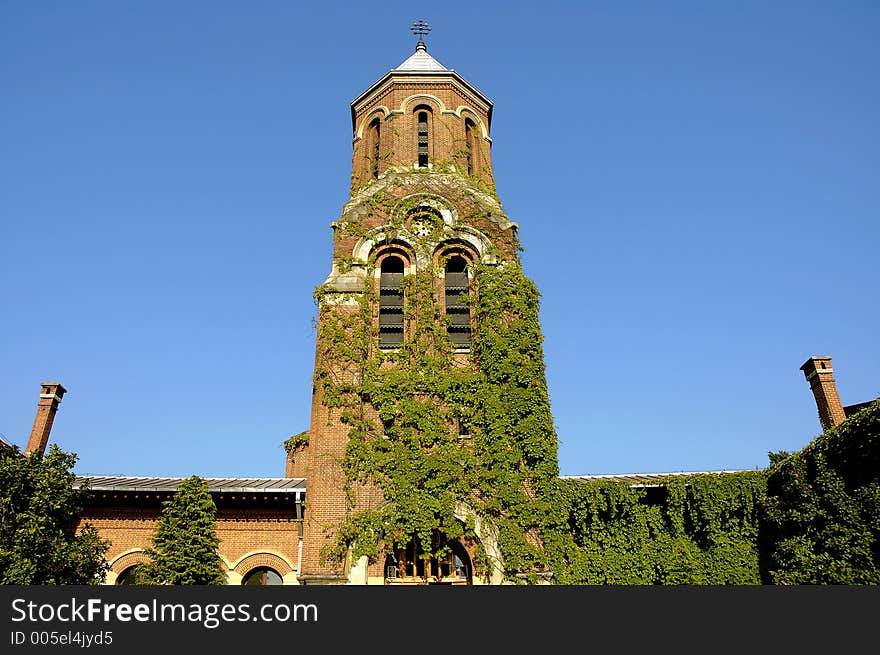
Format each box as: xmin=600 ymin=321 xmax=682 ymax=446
xmin=24 ymin=382 xmax=67 ymax=455
xmin=800 ymin=357 xmax=846 ymax=430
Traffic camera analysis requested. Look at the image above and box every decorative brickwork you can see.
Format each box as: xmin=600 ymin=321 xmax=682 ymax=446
xmin=109 ymin=550 xmax=150 ymax=575
xmin=349 ymin=43 xmax=494 ymax=194
xmin=232 ymin=552 xmax=294 ymax=577
xmin=76 ymin=504 xmax=301 ymax=584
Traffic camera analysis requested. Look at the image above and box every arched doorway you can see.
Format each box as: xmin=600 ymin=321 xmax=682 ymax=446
xmin=384 ymin=532 xmax=472 ymax=585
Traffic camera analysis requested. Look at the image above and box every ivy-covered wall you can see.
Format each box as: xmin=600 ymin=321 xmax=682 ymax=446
xmin=315 ymin=258 xmax=560 ymax=581
xmin=553 ymin=472 xmax=767 ymax=584
xmin=761 ymin=400 xmax=880 ymax=584
xmin=551 ymin=400 xmax=879 ymax=585
xmin=301 ymin=166 xmax=879 ymax=585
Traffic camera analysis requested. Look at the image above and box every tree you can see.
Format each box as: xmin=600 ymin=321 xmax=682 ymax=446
xmin=140 ymin=475 xmax=226 ymax=585
xmin=0 ymin=444 xmax=109 ymax=584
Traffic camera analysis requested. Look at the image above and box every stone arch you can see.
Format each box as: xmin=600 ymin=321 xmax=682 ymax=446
xmin=371 ymin=243 xmax=415 ymax=272
xmin=400 ymin=94 xmax=446 ymax=114
xmin=434 ymin=227 xmax=495 ymax=264
xmin=454 ymin=501 xmax=504 ymax=585
xmin=354 ymin=106 xmax=392 ymax=140
xmin=455 ymin=107 xmax=489 ymax=140
xmin=351 ymin=229 xmax=417 ymax=269
xmin=105 ymin=550 xmax=151 ymax=585
xmin=390 ymin=194 xmax=457 ymax=227
xmin=351 ymin=201 xmax=495 ymax=267
xmin=109 ymin=549 xmax=150 ymax=575
xmin=433 ymin=239 xmax=480 ymax=268
xmin=232 ymin=551 xmax=294 ymax=578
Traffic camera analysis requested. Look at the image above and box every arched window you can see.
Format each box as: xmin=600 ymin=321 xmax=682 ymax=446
xmin=415 ymin=107 xmax=431 ymax=167
xmin=368 ymin=117 xmax=381 ymax=179
xmin=464 ymin=118 xmax=477 ymax=176
xmin=379 ymin=255 xmax=405 ymax=348
xmin=242 ymin=567 xmax=283 ymax=586
xmin=445 ymin=255 xmax=471 ymax=349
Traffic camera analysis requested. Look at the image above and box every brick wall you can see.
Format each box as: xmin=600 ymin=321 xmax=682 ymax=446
xmin=351 ymin=80 xmax=494 ymax=191
xmin=76 ymin=505 xmax=301 ymax=585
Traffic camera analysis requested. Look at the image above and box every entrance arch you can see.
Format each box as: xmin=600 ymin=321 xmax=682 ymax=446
xmin=383 ymin=532 xmax=472 ymax=585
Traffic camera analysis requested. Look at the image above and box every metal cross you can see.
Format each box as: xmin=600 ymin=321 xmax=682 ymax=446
xmin=410 ymin=20 xmax=431 ymax=40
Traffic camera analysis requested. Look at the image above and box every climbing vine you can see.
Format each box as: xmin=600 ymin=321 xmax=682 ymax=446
xmin=306 ymin=169 xmax=880 ymax=585
xmin=549 ymin=400 xmax=880 ymax=585
xmin=761 ymin=400 xmax=880 ymax=584
xmin=314 ymin=234 xmax=559 ymax=581
xmin=283 ymin=431 xmax=309 ymax=454
xmin=552 ymin=472 xmax=767 ymax=584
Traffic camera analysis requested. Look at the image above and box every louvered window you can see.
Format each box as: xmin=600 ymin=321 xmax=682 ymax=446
xmin=369 ymin=117 xmax=380 ymax=179
xmin=445 ymin=256 xmax=470 ymax=349
xmin=465 ymin=118 xmax=476 ymax=176
xmin=379 ymin=256 xmax=405 ymax=348
xmin=417 ymin=111 xmax=429 ymax=167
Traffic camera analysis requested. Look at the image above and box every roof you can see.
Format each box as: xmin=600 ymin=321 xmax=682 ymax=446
xmin=0 ymin=435 xmax=15 ymax=455
xmin=561 ymin=470 xmax=749 ymax=486
xmin=350 ymin=41 xmax=493 ymax=132
xmin=844 ymin=400 xmax=875 ymax=417
xmin=75 ymin=476 xmax=306 ymax=494
xmin=395 ymin=40 xmax=448 ymax=72
xmin=76 ymin=472 xmax=749 ymax=492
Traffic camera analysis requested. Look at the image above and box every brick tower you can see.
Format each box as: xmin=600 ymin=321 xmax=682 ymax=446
xmin=298 ymin=29 xmax=558 ymax=585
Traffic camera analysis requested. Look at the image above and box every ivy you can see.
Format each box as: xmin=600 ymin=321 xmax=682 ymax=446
xmin=549 ymin=401 xmax=880 ymax=585
xmin=315 ymin=250 xmax=560 ymax=581
xmin=284 ymin=431 xmax=310 ymax=454
xmin=761 ymin=400 xmax=880 ymax=584
xmin=551 ymin=472 xmax=767 ymax=584
xmin=310 ymin=164 xmax=880 ymax=585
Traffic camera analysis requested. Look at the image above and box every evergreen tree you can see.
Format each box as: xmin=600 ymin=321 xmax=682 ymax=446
xmin=0 ymin=444 xmax=109 ymax=584
xmin=141 ymin=476 xmax=226 ymax=585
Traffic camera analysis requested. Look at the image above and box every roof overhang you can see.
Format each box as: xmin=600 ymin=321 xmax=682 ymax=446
xmin=75 ymin=476 xmax=306 ymax=494
xmin=560 ymin=470 xmax=749 ymax=488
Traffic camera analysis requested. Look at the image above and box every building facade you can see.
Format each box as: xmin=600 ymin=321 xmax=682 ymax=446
xmin=71 ymin=37 xmax=549 ymax=586
xmin=12 ymin=37 xmax=871 ymax=587
xmin=296 ymin=36 xmax=531 ymax=585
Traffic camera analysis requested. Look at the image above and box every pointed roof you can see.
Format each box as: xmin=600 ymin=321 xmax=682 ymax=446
xmin=395 ymin=39 xmax=449 ymax=72
xmin=351 ymin=39 xmax=493 ymax=132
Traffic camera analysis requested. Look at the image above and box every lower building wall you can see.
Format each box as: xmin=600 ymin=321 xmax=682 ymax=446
xmin=77 ymin=507 xmax=302 ymax=585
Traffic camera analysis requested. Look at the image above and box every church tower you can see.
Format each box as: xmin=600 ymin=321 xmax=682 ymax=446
xmin=296 ymin=25 xmax=559 ymax=585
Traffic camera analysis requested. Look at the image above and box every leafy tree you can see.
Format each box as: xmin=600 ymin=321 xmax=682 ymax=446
xmin=0 ymin=444 xmax=109 ymax=584
xmin=140 ymin=476 xmax=226 ymax=585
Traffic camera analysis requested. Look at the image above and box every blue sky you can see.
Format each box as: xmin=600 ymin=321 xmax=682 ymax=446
xmin=2 ymin=1 xmax=877 ymax=478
